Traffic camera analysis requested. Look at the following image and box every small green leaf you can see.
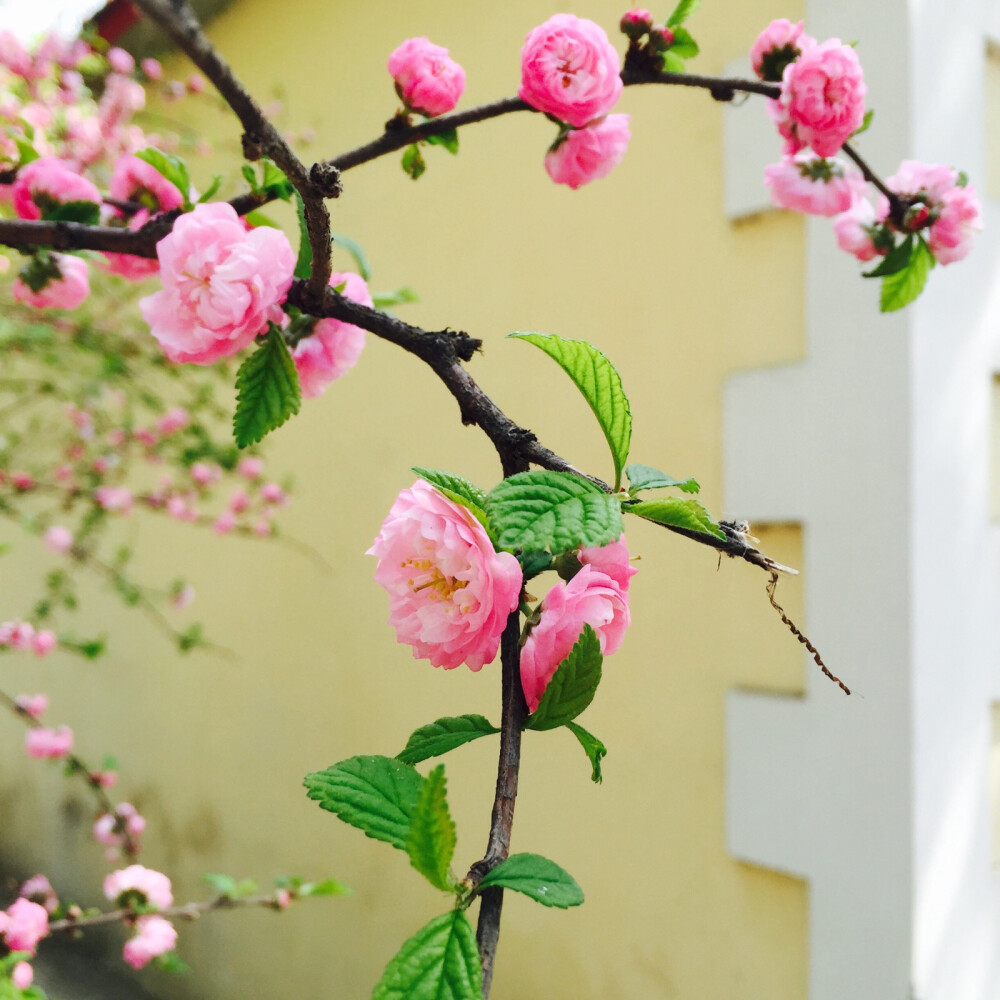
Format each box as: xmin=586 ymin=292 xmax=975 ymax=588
xmin=372 ymin=911 xmax=481 ymax=1000
xmin=425 ymin=128 xmax=459 ymax=155
xmin=668 ymin=26 xmax=699 ymax=59
xmin=863 ymin=234 xmax=913 ymax=278
xmin=510 ymin=332 xmax=631 ymax=489
xmin=304 ymin=755 xmax=424 ymax=850
xmin=296 ymin=878 xmax=351 ymax=897
xmin=401 ymin=144 xmax=426 ymax=180
xmin=202 ymin=873 xmax=238 ymax=897
xmin=372 ymin=286 xmax=419 ymax=310
xmin=243 ymin=209 xmax=279 ymax=228
xmin=293 ymin=192 xmax=312 ymax=280
xmin=14 ymin=137 xmax=39 ymax=165
xmin=135 ymin=147 xmax=191 ymax=206
xmin=851 ymin=108 xmax=874 ymax=138
xmin=527 ymin=625 xmax=602 ymax=732
xmin=197 ymin=174 xmax=223 ymax=203
xmin=410 ymin=467 xmax=487 ymax=514
xmin=233 ymin=325 xmax=301 ymax=447
xmin=880 ymin=237 xmax=934 ymax=312
xmin=626 ymin=497 xmax=725 ymax=539
xmin=331 ymin=232 xmax=372 ymax=281
xmin=518 ymin=550 xmax=553 ymax=580
xmin=625 ymin=463 xmax=699 ymax=495
xmin=566 ymin=721 xmax=607 ymax=783
xmin=487 ymin=470 xmax=623 ymax=554
xmin=666 ymin=0 xmax=700 ymax=26
xmin=43 ymin=200 xmax=100 ymax=225
xmin=260 ymin=157 xmax=294 ymax=200
xmin=405 ymin=765 xmax=457 ymax=891
xmin=397 ymin=715 xmax=499 ymax=765
xmin=478 ymin=853 xmax=584 ymax=908
xmin=661 ymin=50 xmax=686 ymax=73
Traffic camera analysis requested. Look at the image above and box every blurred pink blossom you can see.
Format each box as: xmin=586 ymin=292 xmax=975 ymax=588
xmin=388 ymin=37 xmax=465 ymax=117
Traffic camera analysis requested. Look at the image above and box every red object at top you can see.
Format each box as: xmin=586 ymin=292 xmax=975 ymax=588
xmin=92 ymin=0 xmax=139 ymax=44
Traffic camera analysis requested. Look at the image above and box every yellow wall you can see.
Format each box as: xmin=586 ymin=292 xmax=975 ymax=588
xmin=1 ymin=2 xmax=811 ymax=997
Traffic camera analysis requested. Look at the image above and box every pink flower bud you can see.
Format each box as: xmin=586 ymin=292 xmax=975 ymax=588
xmin=106 ymin=47 xmax=135 ymax=75
xmin=750 ymin=19 xmax=812 ymax=81
xmin=10 ymin=472 xmax=35 ymax=491
xmin=171 ymin=584 xmax=195 ymax=610
xmin=190 ymin=462 xmax=221 ymax=487
xmin=141 ymin=58 xmax=163 ymax=81
xmin=25 ymin=725 xmax=73 ymax=760
xmin=387 ymin=38 xmax=465 ymax=117
xmin=14 ymin=694 xmax=48 ymax=719
xmin=647 ymin=26 xmax=675 ymax=52
xmin=12 ymin=961 xmax=33 ymax=989
xmin=14 ymin=253 xmax=90 ymax=311
xmin=3 ymin=898 xmax=49 ymax=955
xmin=620 ymin=9 xmax=654 ymax=39
xmin=259 ymin=482 xmax=287 ymax=505
xmin=95 ymin=485 xmax=134 ymax=515
xmin=238 ymin=456 xmax=264 ymax=480
xmin=32 ymin=631 xmax=57 ymax=657
xmin=213 ymin=511 xmax=235 ymax=534
xmin=186 ymin=73 xmax=205 ymax=93
xmin=157 ymin=407 xmax=189 ymax=435
xmin=274 ymin=888 xmax=292 ymax=909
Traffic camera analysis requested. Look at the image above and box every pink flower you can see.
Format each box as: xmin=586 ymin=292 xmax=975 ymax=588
xmin=104 ymin=865 xmax=173 ymax=910
xmin=186 ymin=73 xmax=205 ymax=94
xmin=774 ymin=38 xmax=866 ymax=157
xmin=520 ymin=563 xmax=632 ymax=713
xmin=32 ymin=631 xmax=57 ymax=657
xmin=107 ymin=47 xmax=135 ymax=75
xmin=15 ymin=694 xmax=48 ymax=720
xmin=259 ymin=482 xmax=288 ymax=504
xmin=20 ymin=875 xmax=58 ymax=913
xmin=11 ymin=156 xmax=101 ymax=220
xmin=764 ymin=151 xmax=865 ymax=216
xmin=44 ymin=525 xmax=74 ymax=554
xmin=292 ymin=272 xmax=372 ymax=397
xmin=544 ymin=114 xmax=631 ymax=189
xmin=139 ymin=203 xmax=295 ymax=365
xmin=578 ymin=535 xmax=638 ymax=592
xmin=14 ymin=254 xmax=90 ymax=310
xmin=190 ymin=462 xmax=221 ymax=486
xmin=367 ymin=480 xmax=522 ymax=670
xmin=109 ymin=154 xmax=184 ymax=212
xmin=750 ymin=19 xmax=813 ymax=81
xmin=833 ymin=197 xmax=880 ymax=261
xmin=25 ymin=726 xmax=73 ymax=760
xmin=2 ymin=898 xmax=49 ymax=955
xmin=141 ymin=58 xmax=163 ymax=81
xmin=171 ymin=583 xmax=195 ymax=610
xmin=238 ymin=456 xmax=263 ymax=480
xmin=519 ymin=14 xmax=623 ymax=128
xmin=95 ymin=485 xmax=134 ymax=514
xmin=0 ymin=31 xmax=33 ymax=77
xmin=213 ymin=511 xmax=235 ymax=534
xmin=94 ymin=803 xmax=145 ymax=847
xmin=388 ymin=38 xmax=465 ymax=117
xmin=157 ymin=407 xmax=189 ymax=435
xmin=11 ymin=961 xmax=33 ymax=989
xmin=123 ymin=915 xmax=177 ymax=969
xmin=228 ymin=489 xmax=250 ymax=513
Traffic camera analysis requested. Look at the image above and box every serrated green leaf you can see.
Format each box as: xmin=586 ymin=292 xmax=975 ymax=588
xmin=626 ymin=497 xmax=725 ymax=539
xmin=669 ymin=26 xmax=699 ymax=59
xmin=478 ymin=853 xmax=584 ymax=908
xmin=304 ymin=755 xmax=424 ymax=850
xmin=510 ymin=332 xmax=631 ymax=489
xmin=666 ymin=0 xmax=700 ymax=26
xmin=410 ymin=467 xmax=487 ymax=512
xmin=527 ymin=625 xmax=602 ymax=731
xmin=425 ymin=128 xmax=459 ymax=155
xmin=486 ymin=471 xmax=623 ymax=554
xmin=372 ymin=911 xmax=481 ymax=1000
xmin=863 ymin=234 xmax=913 ymax=278
xmin=401 ymin=144 xmax=426 ymax=180
xmin=661 ymin=50 xmax=686 ymax=73
xmin=566 ymin=721 xmax=607 ymax=783
xmin=233 ymin=326 xmax=301 ymax=447
xmin=880 ymin=237 xmax=934 ymax=312
xmin=43 ymin=200 xmax=100 ymax=225
xmin=135 ymin=147 xmax=191 ymax=206
xmin=331 ymin=232 xmax=373 ymax=281
xmin=405 ymin=765 xmax=456 ymax=891
xmin=396 ymin=715 xmax=499 ymax=765
xmin=293 ymin=191 xmax=312 ymax=280
xmin=625 ymin=463 xmax=699 ymax=495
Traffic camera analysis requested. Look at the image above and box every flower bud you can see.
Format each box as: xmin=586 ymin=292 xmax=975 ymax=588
xmin=647 ymin=26 xmax=676 ymax=53
xmin=619 ymin=9 xmax=653 ymax=40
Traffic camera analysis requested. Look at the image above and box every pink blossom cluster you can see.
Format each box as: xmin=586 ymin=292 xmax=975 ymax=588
xmin=25 ymin=725 xmax=73 ymax=760
xmin=520 ymin=536 xmax=637 ymax=712
xmin=368 ymin=481 xmax=522 ymax=670
xmin=0 ymin=620 xmax=57 ymax=656
xmin=104 ymin=864 xmax=173 ymax=910
xmin=388 ymin=38 xmax=466 ymax=117
xmin=519 ymin=14 xmax=631 ymax=188
xmin=123 ymin=914 xmax=178 ymax=969
xmin=0 ymin=896 xmax=49 ymax=955
xmin=94 ymin=803 xmax=147 ymax=860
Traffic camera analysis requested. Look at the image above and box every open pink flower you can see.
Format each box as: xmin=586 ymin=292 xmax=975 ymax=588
xmin=139 ymin=202 xmax=295 ymax=365
xmin=44 ymin=525 xmax=73 ymax=554
xmin=764 ymin=151 xmax=865 ymax=216
xmin=104 ymin=865 xmax=173 ymax=910
xmin=388 ymin=38 xmax=465 ymax=117
xmin=109 ymin=154 xmax=184 ymax=212
xmin=578 ymin=535 xmax=638 ymax=592
xmin=123 ymin=915 xmax=177 ymax=969
xmin=292 ymin=272 xmax=372 ymax=397
xmin=520 ymin=562 xmax=632 ymax=713
xmin=750 ymin=19 xmax=813 ymax=81
xmin=25 ymin=725 xmax=73 ymax=760
xmin=11 ymin=156 xmax=101 ymax=220
xmin=368 ymin=480 xmax=522 ymax=670
xmin=14 ymin=253 xmax=90 ymax=310
xmin=519 ymin=14 xmax=623 ymax=128
xmin=545 ymin=114 xmax=631 ymax=189
xmin=833 ymin=197 xmax=880 ymax=261
xmin=773 ymin=38 xmax=866 ymax=157
xmin=2 ymin=898 xmax=49 ymax=955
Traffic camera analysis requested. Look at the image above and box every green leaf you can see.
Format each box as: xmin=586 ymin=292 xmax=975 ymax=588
xmin=243 ymin=209 xmax=279 ymax=228
xmin=405 ymin=765 xmax=457 ymax=891
xmin=851 ymin=108 xmax=874 ymax=138
xmin=566 ymin=721 xmax=607 ymax=783
xmin=202 ymin=873 xmax=237 ymax=897
xmin=880 ymin=238 xmax=934 ymax=312
xmin=331 ymin=231 xmax=372 ymax=281
xmin=196 ymin=174 xmax=223 ymax=203
xmin=372 ymin=911 xmax=481 ymax=1000
xmin=669 ymin=26 xmax=699 ymax=59
xmin=410 ymin=467 xmax=487 ymax=514
xmin=396 ymin=715 xmax=499 ymax=765
xmin=425 ymin=128 xmax=459 ymax=155
xmin=486 ymin=470 xmax=623 ymax=554
xmin=625 ymin=463 xmax=699 ymax=495
xmin=303 ymin=754 xmax=424 ymax=850
xmin=510 ymin=332 xmax=631 ymax=489
xmin=666 ymin=0 xmax=700 ymax=26
xmin=863 ymin=234 xmax=913 ymax=278
xmin=233 ymin=325 xmax=301 ymax=447
xmin=527 ymin=625 xmax=602 ymax=732
xmin=43 ymin=200 xmax=100 ymax=225
xmin=626 ymin=497 xmax=725 ymax=539
xmin=260 ymin=157 xmax=294 ymax=200
xmin=478 ymin=853 xmax=584 ymax=908
xmin=14 ymin=137 xmax=39 ymax=165
xmin=517 ymin=550 xmax=553 ymax=580
xmin=135 ymin=147 xmax=191 ymax=205
xmin=372 ymin=286 xmax=418 ymax=310
xmin=296 ymin=878 xmax=351 ymax=897
xmin=293 ymin=192 xmax=312 ymax=280
xmin=401 ymin=144 xmax=426 ymax=180
xmin=661 ymin=50 xmax=686 ymax=73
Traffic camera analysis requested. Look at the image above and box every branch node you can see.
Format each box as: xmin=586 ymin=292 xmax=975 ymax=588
xmin=241 ymin=131 xmax=265 ymax=161
xmin=309 ymin=161 xmax=343 ymax=198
